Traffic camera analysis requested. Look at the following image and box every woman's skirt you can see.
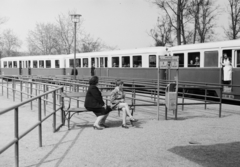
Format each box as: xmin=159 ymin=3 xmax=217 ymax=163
xmin=86 ymin=107 xmax=110 ymax=117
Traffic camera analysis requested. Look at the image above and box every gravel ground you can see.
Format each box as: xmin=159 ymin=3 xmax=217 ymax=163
xmin=1 ymin=86 xmax=240 ymax=167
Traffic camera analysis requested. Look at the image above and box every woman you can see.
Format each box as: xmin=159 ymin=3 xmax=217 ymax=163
xmin=220 ymin=53 xmax=232 ymax=85
xmin=84 ymin=76 xmax=110 ymax=130
xmin=110 ymin=79 xmax=137 ymax=129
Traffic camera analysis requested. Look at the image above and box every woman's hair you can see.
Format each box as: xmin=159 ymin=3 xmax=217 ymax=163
xmin=116 ymin=79 xmax=123 ymax=86
xmin=89 ymin=76 xmax=99 ymax=85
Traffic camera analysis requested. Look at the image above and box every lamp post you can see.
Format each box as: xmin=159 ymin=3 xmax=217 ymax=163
xmin=70 ymin=14 xmax=81 ymax=80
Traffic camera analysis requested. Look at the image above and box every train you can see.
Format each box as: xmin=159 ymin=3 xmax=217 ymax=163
xmin=0 ymin=39 xmax=240 ymax=99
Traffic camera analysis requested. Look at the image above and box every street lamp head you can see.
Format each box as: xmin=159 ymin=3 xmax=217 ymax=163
xmin=70 ymin=14 xmax=81 ymax=23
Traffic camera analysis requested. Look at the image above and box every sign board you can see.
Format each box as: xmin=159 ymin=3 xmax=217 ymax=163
xmin=159 ymin=56 xmax=179 ymax=69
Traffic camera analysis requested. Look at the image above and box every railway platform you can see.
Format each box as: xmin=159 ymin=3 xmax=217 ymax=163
xmin=1 ymin=81 xmax=240 ymax=167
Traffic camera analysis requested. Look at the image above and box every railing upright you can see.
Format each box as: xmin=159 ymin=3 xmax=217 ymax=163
xmin=53 ymin=91 xmax=56 ymax=132
xmin=38 ymin=97 xmax=42 ymax=147
xmin=30 ymin=82 xmax=33 ymax=110
xmin=219 ymin=86 xmax=223 ymax=118
xmin=43 ymin=85 xmax=46 ymax=116
xmin=1 ymin=77 xmax=3 ymax=95
xmin=20 ymin=81 xmax=23 ymax=102
xmin=14 ymin=107 xmax=19 ymax=167
xmin=204 ymin=85 xmax=207 ymax=110
xmin=13 ymin=79 xmax=15 ymax=102
xmin=7 ymin=78 xmax=9 ymax=98
xmin=182 ymin=85 xmax=185 ymax=111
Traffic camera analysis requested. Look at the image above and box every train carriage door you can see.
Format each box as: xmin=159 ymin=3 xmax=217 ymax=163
xmin=235 ymin=50 xmax=240 ymax=67
xmin=19 ymin=61 xmax=22 ymax=75
xmin=222 ymin=50 xmax=233 ymax=93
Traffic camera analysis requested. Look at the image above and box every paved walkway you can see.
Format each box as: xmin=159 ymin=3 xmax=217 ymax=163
xmin=0 ymin=86 xmax=240 ymax=167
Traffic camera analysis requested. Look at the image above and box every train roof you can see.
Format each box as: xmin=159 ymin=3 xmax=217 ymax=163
xmin=169 ymin=39 xmax=240 ymax=52
xmin=73 ymin=47 xmax=168 ymax=57
xmin=0 ymin=54 xmax=68 ymax=60
xmin=0 ymin=47 xmax=168 ymax=60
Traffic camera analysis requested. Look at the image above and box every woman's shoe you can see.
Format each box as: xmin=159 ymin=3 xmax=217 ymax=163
xmin=130 ymin=118 xmax=138 ymax=123
xmin=121 ymin=124 xmax=129 ymax=129
xmin=93 ymin=125 xmax=103 ymax=130
xmin=99 ymin=124 xmax=109 ymax=128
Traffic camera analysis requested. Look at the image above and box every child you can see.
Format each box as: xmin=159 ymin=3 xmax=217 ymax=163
xmin=110 ymin=79 xmax=137 ymax=128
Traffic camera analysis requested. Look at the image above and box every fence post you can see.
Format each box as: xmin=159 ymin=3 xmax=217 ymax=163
xmin=13 ymin=79 xmax=15 ymax=102
xmin=35 ymin=83 xmax=37 ymax=97
xmin=46 ymin=85 xmax=48 ymax=105
xmin=219 ymin=86 xmax=223 ymax=118
xmin=204 ymin=85 xmax=207 ymax=110
xmin=182 ymin=85 xmax=185 ymax=111
xmin=7 ymin=78 xmax=9 ymax=98
xmin=30 ymin=82 xmax=33 ymax=110
xmin=43 ymin=85 xmax=46 ymax=116
xmin=77 ymin=85 xmax=79 ymax=108
xmin=20 ymin=81 xmax=23 ymax=102
xmin=38 ymin=97 xmax=42 ymax=147
xmin=1 ymin=77 xmax=3 ymax=95
xmin=60 ymin=87 xmax=65 ymax=125
xmin=14 ymin=107 xmax=19 ymax=167
xmin=53 ymin=91 xmax=56 ymax=132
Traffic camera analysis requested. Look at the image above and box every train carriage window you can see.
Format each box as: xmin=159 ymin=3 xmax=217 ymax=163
xmin=76 ymin=59 xmax=81 ymax=67
xmin=83 ymin=58 xmax=88 ymax=67
xmin=33 ymin=61 xmax=38 ymax=68
xmin=55 ymin=60 xmax=60 ymax=68
xmin=91 ymin=58 xmax=95 ymax=67
xmin=13 ymin=61 xmax=17 ymax=68
xmin=25 ymin=61 xmax=28 ymax=68
xmin=188 ymin=52 xmax=200 ymax=67
xmin=105 ymin=57 xmax=108 ymax=67
xmin=204 ymin=51 xmax=218 ymax=67
xmin=133 ymin=55 xmax=142 ymax=67
xmin=149 ymin=55 xmax=156 ymax=67
xmin=122 ymin=56 xmax=130 ymax=67
xmin=173 ymin=53 xmax=184 ymax=67
xmin=39 ymin=60 xmax=44 ymax=68
xmin=69 ymin=59 xmax=74 ymax=67
xmin=100 ymin=58 xmax=104 ymax=67
xmin=46 ymin=60 xmax=51 ymax=68
xmin=112 ymin=57 xmax=119 ymax=67
xmin=22 ymin=61 xmax=25 ymax=68
xmin=4 ymin=61 xmax=7 ymax=68
xmin=8 ymin=61 xmax=12 ymax=68
xmin=236 ymin=50 xmax=240 ymax=67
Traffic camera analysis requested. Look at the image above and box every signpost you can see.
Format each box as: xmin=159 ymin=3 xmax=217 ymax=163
xmin=157 ymin=56 xmax=179 ymax=120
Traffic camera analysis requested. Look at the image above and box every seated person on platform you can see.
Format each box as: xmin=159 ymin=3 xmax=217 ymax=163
xmin=110 ymin=79 xmax=138 ymax=129
xmin=84 ymin=76 xmax=111 ymax=130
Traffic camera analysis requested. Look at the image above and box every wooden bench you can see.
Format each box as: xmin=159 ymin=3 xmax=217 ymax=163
xmin=61 ymin=91 xmax=135 ymax=130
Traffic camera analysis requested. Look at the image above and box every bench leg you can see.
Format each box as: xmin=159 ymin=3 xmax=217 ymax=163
xmin=68 ymin=112 xmax=70 ymax=130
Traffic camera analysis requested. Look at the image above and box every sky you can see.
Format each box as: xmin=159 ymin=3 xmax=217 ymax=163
xmin=0 ymin=0 xmax=228 ymax=52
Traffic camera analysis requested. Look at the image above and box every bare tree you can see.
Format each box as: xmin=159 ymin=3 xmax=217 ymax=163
xmin=27 ymin=23 xmax=58 ymax=55
xmin=197 ymin=0 xmax=218 ymax=42
xmin=153 ymin=0 xmax=191 ymax=45
xmin=55 ymin=12 xmax=83 ymax=54
xmin=1 ymin=29 xmax=22 ymax=56
xmin=149 ymin=16 xmax=173 ymax=46
xmin=80 ymin=34 xmax=104 ymax=52
xmin=224 ymin=0 xmax=240 ymax=39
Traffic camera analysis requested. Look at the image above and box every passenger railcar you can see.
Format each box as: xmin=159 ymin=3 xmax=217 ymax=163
xmin=0 ymin=39 xmax=240 ymax=99
xmin=169 ymin=40 xmax=240 ymax=99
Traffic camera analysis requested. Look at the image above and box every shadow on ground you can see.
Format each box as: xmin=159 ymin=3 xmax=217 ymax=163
xmin=168 ymin=142 xmax=240 ymax=167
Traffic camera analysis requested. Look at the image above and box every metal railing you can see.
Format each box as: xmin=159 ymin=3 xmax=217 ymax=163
xmin=0 ymin=76 xmax=65 ymax=167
